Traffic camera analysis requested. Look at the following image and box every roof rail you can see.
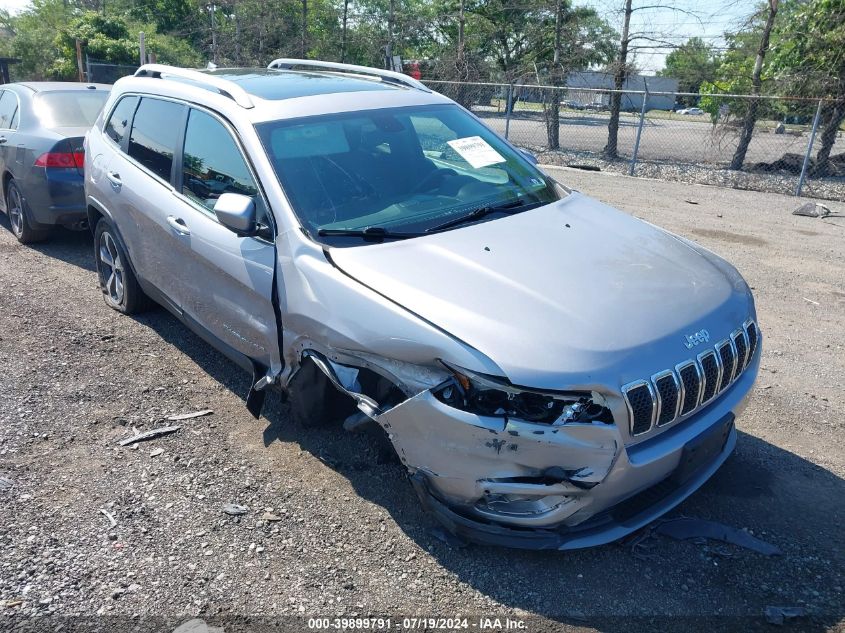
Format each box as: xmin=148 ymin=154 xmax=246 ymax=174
xmin=134 ymin=64 xmax=255 ymax=109
xmin=266 ymin=58 xmax=429 ymax=92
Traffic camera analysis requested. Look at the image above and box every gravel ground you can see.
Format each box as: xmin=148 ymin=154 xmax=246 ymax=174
xmin=1 ymin=171 xmax=844 ymax=633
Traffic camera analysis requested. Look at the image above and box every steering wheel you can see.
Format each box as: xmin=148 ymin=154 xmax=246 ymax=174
xmin=413 ymin=168 xmax=456 ymax=194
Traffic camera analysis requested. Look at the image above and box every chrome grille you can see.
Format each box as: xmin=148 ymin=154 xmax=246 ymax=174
xmin=733 ymin=329 xmax=749 ymax=372
xmin=624 ymin=381 xmax=656 ymax=436
xmin=717 ymin=340 xmax=736 ymax=391
xmin=677 ymin=361 xmax=702 ymax=416
xmin=622 ymin=319 xmax=759 ymax=437
xmin=699 ymin=351 xmax=720 ymax=404
xmin=654 ymin=371 xmax=680 ymax=426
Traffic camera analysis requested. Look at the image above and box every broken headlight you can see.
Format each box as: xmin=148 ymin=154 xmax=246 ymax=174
xmin=433 ymin=363 xmax=612 ymax=425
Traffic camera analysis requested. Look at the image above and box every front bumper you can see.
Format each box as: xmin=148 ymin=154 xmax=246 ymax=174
xmin=376 ymin=348 xmax=758 ymax=549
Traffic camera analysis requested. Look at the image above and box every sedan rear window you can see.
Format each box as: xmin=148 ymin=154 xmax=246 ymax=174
xmin=256 ymin=104 xmax=559 ymax=243
xmin=33 ymin=91 xmax=109 ymax=128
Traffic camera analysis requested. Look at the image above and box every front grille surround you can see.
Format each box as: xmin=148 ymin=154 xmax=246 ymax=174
xmin=623 ymin=320 xmax=759 ymax=437
xmin=622 ymin=379 xmax=658 ymax=436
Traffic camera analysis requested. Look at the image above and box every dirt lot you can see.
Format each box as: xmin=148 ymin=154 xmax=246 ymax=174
xmin=1 ymin=169 xmax=843 ymax=632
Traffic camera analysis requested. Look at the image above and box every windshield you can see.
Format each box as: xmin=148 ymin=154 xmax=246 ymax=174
xmin=256 ymin=104 xmax=560 ymax=244
xmin=33 ymin=91 xmax=109 ymax=128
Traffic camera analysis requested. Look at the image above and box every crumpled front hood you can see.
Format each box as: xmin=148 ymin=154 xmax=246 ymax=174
xmin=329 ymin=193 xmax=754 ymax=390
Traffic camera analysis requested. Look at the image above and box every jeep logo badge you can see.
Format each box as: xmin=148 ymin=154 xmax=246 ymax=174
xmin=684 ymin=329 xmax=710 ymax=349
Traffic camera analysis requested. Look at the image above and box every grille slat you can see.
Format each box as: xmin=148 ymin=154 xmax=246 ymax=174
xmin=746 ymin=321 xmax=759 ymax=361
xmin=622 ymin=319 xmax=758 ymax=438
xmin=733 ymin=330 xmax=749 ymax=372
xmin=717 ymin=340 xmax=736 ymax=391
xmin=699 ymin=351 xmax=720 ymax=403
xmin=677 ymin=362 xmax=701 ymax=415
xmin=654 ymin=372 xmax=680 ymax=426
xmin=624 ymin=382 xmax=655 ymax=436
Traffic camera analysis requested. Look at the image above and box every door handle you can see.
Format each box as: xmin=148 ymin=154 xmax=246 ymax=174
xmin=0 ymin=137 xmax=7 ymax=144
xmin=106 ymin=170 xmax=122 ymax=186
xmin=166 ymin=215 xmax=191 ymax=235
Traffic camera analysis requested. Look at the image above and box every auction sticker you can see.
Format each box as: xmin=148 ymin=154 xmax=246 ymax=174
xmin=447 ymin=136 xmax=506 ymax=168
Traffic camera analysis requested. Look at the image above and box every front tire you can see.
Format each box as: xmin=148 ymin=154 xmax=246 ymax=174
xmin=6 ymin=180 xmax=50 ymax=244
xmin=94 ymin=218 xmax=152 ymax=314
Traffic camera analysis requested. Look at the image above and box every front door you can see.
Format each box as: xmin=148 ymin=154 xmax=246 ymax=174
xmin=166 ymin=107 xmax=281 ymax=373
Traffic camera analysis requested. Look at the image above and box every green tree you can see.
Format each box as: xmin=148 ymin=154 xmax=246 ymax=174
xmin=770 ymin=0 xmax=845 ymax=174
xmin=659 ymin=37 xmax=718 ymax=103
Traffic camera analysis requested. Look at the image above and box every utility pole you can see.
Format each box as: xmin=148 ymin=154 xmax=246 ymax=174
xmin=301 ymin=0 xmax=308 ymax=58
xmin=139 ymin=31 xmax=145 ymax=67
xmin=75 ymin=39 xmax=85 ymax=82
xmin=386 ymin=0 xmax=395 ymax=69
xmin=234 ymin=5 xmax=241 ymax=65
xmin=457 ymin=0 xmax=465 ymax=64
xmin=340 ymin=0 xmax=349 ymax=63
xmin=207 ymin=5 xmax=218 ymax=65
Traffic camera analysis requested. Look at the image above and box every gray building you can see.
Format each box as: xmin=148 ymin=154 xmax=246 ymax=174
xmin=563 ymin=71 xmax=678 ymax=111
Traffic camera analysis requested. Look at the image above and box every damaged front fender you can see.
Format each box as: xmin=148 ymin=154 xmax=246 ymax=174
xmin=374 ymin=390 xmax=620 ymax=529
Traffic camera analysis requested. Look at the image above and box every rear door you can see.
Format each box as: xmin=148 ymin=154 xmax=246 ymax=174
xmin=118 ymin=96 xmax=188 ymax=305
xmin=166 ymin=107 xmax=281 ymax=373
xmin=0 ymin=90 xmax=19 ymax=210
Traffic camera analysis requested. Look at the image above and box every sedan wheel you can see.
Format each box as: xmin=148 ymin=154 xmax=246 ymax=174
xmin=5 ymin=180 xmax=49 ymax=244
xmin=7 ymin=185 xmax=23 ymax=237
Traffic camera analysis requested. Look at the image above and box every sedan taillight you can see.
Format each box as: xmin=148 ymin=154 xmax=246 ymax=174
xmin=34 ymin=151 xmax=84 ymax=169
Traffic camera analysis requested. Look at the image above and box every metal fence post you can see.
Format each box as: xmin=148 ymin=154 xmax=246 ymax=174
xmin=795 ymin=99 xmax=824 ymax=197
xmin=629 ymin=83 xmax=648 ymax=176
xmin=504 ymin=83 xmax=513 ymax=140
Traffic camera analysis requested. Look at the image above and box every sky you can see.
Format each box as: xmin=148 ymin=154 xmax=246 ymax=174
xmin=576 ymin=0 xmax=759 ymax=73
xmin=0 ymin=0 xmax=758 ymax=74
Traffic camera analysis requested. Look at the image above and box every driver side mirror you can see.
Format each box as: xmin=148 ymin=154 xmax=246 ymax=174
xmin=214 ymin=193 xmax=257 ymax=236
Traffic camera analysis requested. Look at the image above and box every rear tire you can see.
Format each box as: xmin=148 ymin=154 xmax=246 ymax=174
xmin=6 ymin=180 xmax=50 ymax=244
xmin=94 ymin=218 xmax=153 ymax=314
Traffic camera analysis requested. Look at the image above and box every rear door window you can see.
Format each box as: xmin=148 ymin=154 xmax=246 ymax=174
xmin=180 ymin=108 xmax=263 ymax=220
xmin=104 ymin=95 xmax=138 ymax=147
xmin=0 ymin=91 xmax=18 ymax=130
xmin=128 ymin=97 xmax=184 ymax=183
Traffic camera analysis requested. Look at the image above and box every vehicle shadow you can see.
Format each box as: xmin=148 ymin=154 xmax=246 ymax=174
xmin=0 ymin=214 xmax=95 ymax=272
xmin=133 ymin=308 xmax=844 ymax=632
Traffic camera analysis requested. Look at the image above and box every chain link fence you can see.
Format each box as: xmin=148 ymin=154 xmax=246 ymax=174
xmin=424 ymin=79 xmax=845 ymax=203
xmin=86 ymin=58 xmax=139 ymax=85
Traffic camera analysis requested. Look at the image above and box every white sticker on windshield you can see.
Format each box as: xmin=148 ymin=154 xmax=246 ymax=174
xmin=446 ymin=136 xmax=506 ymax=169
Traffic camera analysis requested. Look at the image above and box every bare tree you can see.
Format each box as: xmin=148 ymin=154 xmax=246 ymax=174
xmin=603 ymin=0 xmax=632 ymax=158
xmin=730 ymin=0 xmax=778 ymax=170
xmin=603 ymin=1 xmax=704 ymax=159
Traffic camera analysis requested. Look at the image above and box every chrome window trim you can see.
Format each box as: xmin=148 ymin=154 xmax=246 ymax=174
xmin=652 ymin=369 xmax=681 ymax=427
xmin=622 ymin=379 xmax=657 ymax=436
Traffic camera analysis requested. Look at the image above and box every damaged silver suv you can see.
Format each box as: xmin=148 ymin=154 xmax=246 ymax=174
xmin=85 ymin=61 xmax=760 ymax=549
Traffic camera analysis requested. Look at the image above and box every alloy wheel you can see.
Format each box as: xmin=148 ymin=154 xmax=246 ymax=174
xmin=8 ymin=187 xmax=23 ymax=237
xmin=99 ymin=231 xmax=125 ymax=305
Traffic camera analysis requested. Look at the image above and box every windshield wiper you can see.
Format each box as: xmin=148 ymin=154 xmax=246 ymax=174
xmin=426 ymin=199 xmax=531 ymax=233
xmin=317 ymin=226 xmax=426 ymax=242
